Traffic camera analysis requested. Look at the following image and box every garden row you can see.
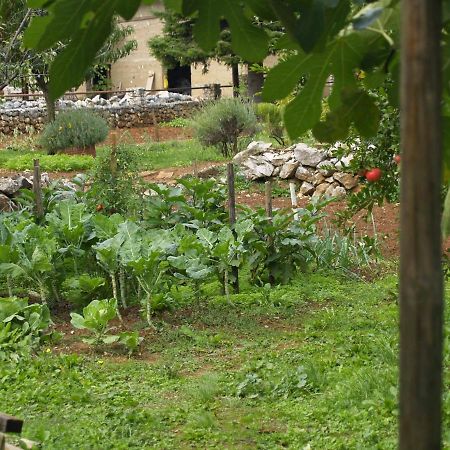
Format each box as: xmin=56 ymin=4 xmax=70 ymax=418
xmin=0 ymin=159 xmax=378 ymax=361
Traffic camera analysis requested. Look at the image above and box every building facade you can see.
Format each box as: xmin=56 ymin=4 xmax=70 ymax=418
xmin=111 ymin=4 xmax=236 ymax=97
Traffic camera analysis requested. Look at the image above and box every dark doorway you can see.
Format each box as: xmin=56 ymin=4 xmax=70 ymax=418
xmin=167 ymin=64 xmax=192 ymax=95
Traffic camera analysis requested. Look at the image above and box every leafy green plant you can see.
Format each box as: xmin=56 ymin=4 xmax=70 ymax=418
xmin=160 ymin=117 xmax=190 ymax=128
xmin=254 ymin=102 xmax=286 ymax=145
xmin=117 ymin=330 xmax=143 ymax=355
xmin=312 ymin=225 xmax=379 ymax=273
xmin=193 ymin=98 xmax=259 ymax=158
xmin=0 ymin=297 xmax=53 ymax=361
xmin=39 ymin=109 xmax=109 ymax=155
xmin=62 ymin=274 xmax=106 ymax=307
xmin=195 ymin=220 xmax=254 ymax=301
xmin=70 ymin=299 xmax=143 ymax=353
xmin=2 ymin=153 xmax=94 ymax=171
xmin=70 ymin=299 xmax=118 ymax=345
xmin=0 ymin=224 xmax=58 ymax=303
xmin=240 ymin=201 xmax=326 ymax=285
xmin=88 ymin=145 xmax=144 ymax=217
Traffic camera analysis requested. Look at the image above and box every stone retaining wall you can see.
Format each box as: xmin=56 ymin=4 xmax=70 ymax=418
xmin=0 ymin=92 xmax=202 ymax=135
xmin=234 ymin=141 xmax=357 ymax=199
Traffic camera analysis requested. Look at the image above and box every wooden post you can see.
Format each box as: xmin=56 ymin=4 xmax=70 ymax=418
xmin=265 ymin=181 xmax=273 ymax=221
xmin=32 ymin=160 xmax=44 ymax=220
xmin=0 ymin=413 xmax=23 ymax=433
xmin=265 ymin=181 xmax=275 ymax=285
xmin=400 ymin=1 xmax=443 ymax=449
xmin=227 ymin=163 xmax=239 ymax=294
xmin=289 ymin=181 xmax=299 ymax=221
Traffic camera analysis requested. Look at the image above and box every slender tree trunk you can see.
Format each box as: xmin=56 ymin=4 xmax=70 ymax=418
xmin=246 ymin=63 xmax=264 ymax=103
xmin=399 ymin=0 xmax=443 ymax=448
xmin=35 ymin=76 xmax=56 ymax=123
xmin=232 ymin=64 xmax=240 ymax=97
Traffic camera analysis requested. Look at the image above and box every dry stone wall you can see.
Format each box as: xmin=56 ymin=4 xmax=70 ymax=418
xmin=234 ymin=141 xmax=357 ymax=199
xmin=0 ymin=91 xmax=202 ymax=135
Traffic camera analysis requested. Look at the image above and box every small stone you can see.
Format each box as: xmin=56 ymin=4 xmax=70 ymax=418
xmin=0 ymin=178 xmax=20 ymax=196
xmin=272 ymin=167 xmax=281 ymax=177
xmin=233 ymin=141 xmax=272 ymax=164
xmin=243 ymin=156 xmax=274 ymax=179
xmin=311 ymin=172 xmax=325 ymax=186
xmin=299 ymin=181 xmax=315 ymax=196
xmin=333 ymin=172 xmax=358 ymax=190
xmin=332 ymin=186 xmax=347 ymax=198
xmin=271 ymin=152 xmax=293 ymax=167
xmin=0 ymin=193 xmax=15 ymax=212
xmin=295 ymin=165 xmax=314 ymax=182
xmin=312 ymin=182 xmax=330 ymax=199
xmin=279 ymin=161 xmax=299 ymax=179
xmin=293 ymin=143 xmax=326 ymax=167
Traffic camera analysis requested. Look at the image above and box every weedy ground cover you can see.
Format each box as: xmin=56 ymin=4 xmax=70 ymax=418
xmin=0 ymin=272 xmax=448 ymax=449
xmin=0 ymin=138 xmax=224 ymax=172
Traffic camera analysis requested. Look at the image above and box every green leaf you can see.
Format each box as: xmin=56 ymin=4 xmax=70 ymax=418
xmin=262 ymin=54 xmax=307 ymax=102
xmin=297 ymin=0 xmax=326 ymax=52
xmin=313 ymin=89 xmax=380 ymax=143
xmin=70 ymin=312 xmax=86 ymax=330
xmin=102 ymin=335 xmax=120 ymax=344
xmin=163 ymin=0 xmax=183 ymax=13
xmin=48 ymin=3 xmax=115 ymax=99
xmin=283 ymin=34 xmax=369 ymax=139
xmin=222 ymin=0 xmax=269 ymax=62
xmin=115 ymin=0 xmax=141 ymax=20
xmin=24 ymin=0 xmax=93 ymax=50
xmin=193 ymin=0 xmax=222 ymax=51
xmin=197 ymin=229 xmax=217 ymax=248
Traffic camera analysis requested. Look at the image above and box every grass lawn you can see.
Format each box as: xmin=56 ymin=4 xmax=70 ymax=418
xmin=0 ymin=139 xmax=224 ymax=173
xmin=1 ymin=271 xmax=449 ymax=449
xmin=115 ymin=140 xmax=225 ymax=171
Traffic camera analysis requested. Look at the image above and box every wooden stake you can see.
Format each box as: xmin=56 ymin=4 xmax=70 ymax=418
xmin=265 ymin=181 xmax=275 ymax=285
xmin=265 ymin=181 xmax=273 ymax=221
xmin=289 ymin=181 xmax=299 ymax=221
xmin=32 ymin=160 xmax=44 ymax=220
xmin=227 ymin=163 xmax=239 ymax=294
xmin=400 ymin=0 xmax=443 ymax=448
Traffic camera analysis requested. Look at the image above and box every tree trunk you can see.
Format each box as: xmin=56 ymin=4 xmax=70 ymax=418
xmin=35 ymin=76 xmax=56 ymax=123
xmin=247 ymin=63 xmax=264 ymax=103
xmin=232 ymin=64 xmax=239 ymax=97
xmin=399 ymin=0 xmax=443 ymax=449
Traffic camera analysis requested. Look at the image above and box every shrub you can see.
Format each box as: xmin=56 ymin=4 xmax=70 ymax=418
xmin=193 ymin=98 xmax=258 ymax=158
xmin=39 ymin=109 xmax=109 ymax=154
xmin=254 ymin=102 xmax=286 ymax=145
xmin=88 ymin=144 xmax=144 ymax=216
